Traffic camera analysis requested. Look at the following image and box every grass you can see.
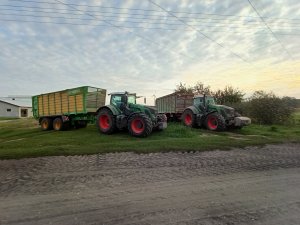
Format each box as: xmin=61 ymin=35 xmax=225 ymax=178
xmin=0 ymin=118 xmax=299 ymax=159
xmin=0 ymin=117 xmax=20 ymax=121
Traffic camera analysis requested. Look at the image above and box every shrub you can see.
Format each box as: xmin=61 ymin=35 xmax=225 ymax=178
xmin=247 ymin=91 xmax=295 ymax=125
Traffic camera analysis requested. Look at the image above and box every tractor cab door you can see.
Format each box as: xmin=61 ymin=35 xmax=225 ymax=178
xmin=110 ymin=95 xmax=123 ymax=109
xmin=193 ymin=97 xmax=205 ymax=111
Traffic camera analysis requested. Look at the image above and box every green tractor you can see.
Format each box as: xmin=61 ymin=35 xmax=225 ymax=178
xmin=182 ymin=95 xmax=251 ymax=131
xmin=96 ymin=92 xmax=167 ymax=137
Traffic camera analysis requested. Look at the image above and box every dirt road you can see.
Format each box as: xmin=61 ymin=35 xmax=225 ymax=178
xmin=1 ymin=143 xmax=300 ymax=225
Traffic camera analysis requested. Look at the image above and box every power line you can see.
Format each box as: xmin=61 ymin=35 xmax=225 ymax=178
xmin=6 ymin=0 xmax=300 ymax=22
xmin=1 ymin=10 xmax=300 ymax=28
xmin=246 ymin=0 xmax=294 ymax=60
xmin=1 ymin=4 xmax=300 ymax=24
xmin=1 ymin=12 xmax=299 ymax=33
xmin=52 ymin=0 xmax=196 ymax=61
xmin=1 ymin=18 xmax=299 ymax=36
xmin=148 ymin=0 xmax=249 ymax=63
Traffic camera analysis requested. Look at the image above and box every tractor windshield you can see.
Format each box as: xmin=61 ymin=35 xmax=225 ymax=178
xmin=128 ymin=95 xmax=136 ymax=104
xmin=206 ymin=97 xmax=215 ymax=105
xmin=193 ymin=96 xmax=216 ymax=106
xmin=110 ymin=94 xmax=136 ymax=106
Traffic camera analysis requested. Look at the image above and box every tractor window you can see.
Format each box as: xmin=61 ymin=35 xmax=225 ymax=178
xmin=206 ymin=97 xmax=215 ymax=105
xmin=194 ymin=97 xmax=203 ymax=105
xmin=128 ymin=95 xmax=136 ymax=104
xmin=111 ymin=95 xmax=122 ymax=106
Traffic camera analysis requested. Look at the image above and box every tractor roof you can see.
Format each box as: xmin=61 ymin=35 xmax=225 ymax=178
xmin=108 ymin=92 xmax=136 ymax=96
xmin=194 ymin=94 xmax=213 ymax=98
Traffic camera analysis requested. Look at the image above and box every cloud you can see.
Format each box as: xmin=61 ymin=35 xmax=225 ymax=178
xmin=0 ymin=0 xmax=299 ymax=104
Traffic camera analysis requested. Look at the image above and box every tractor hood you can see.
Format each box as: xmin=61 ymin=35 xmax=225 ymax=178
xmin=217 ymin=105 xmax=234 ymax=110
xmin=208 ymin=104 xmax=235 ymax=118
xmin=129 ymin=103 xmax=157 ymax=115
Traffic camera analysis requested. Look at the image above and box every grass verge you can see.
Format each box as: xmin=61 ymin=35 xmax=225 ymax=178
xmin=0 ymin=118 xmax=299 ymax=159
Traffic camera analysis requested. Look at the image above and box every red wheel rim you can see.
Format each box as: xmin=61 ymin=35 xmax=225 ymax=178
xmin=207 ymin=116 xmax=217 ymax=130
xmin=131 ymin=118 xmax=144 ymax=134
xmin=184 ymin=114 xmax=192 ymax=125
xmin=99 ymin=115 xmax=110 ymax=129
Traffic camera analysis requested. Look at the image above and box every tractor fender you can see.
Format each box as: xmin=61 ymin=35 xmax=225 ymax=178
xmin=205 ymin=110 xmax=218 ymax=117
xmin=97 ymin=105 xmax=120 ymax=116
xmin=184 ymin=105 xmax=200 ymax=115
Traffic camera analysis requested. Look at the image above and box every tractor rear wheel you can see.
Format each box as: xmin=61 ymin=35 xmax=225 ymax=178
xmin=182 ymin=109 xmax=196 ymax=127
xmin=205 ymin=113 xmax=226 ymax=131
xmin=128 ymin=113 xmax=152 ymax=137
xmin=41 ymin=117 xmax=52 ymax=131
xmin=97 ymin=108 xmax=116 ymax=134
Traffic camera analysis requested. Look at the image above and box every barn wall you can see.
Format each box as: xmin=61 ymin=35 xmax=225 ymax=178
xmin=0 ymin=102 xmax=20 ymax=117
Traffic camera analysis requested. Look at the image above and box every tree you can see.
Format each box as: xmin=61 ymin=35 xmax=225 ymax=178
xmin=213 ymin=86 xmax=245 ymax=105
xmin=174 ymin=82 xmax=193 ymax=94
xmin=193 ymin=82 xmax=211 ymax=95
xmin=175 ymin=82 xmax=211 ymax=95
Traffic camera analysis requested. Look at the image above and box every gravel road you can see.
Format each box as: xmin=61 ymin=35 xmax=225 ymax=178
xmin=1 ymin=143 xmax=300 ymax=225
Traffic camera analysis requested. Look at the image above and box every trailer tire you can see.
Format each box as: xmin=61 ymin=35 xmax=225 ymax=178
xmin=128 ymin=113 xmax=152 ymax=137
xmin=53 ymin=117 xmax=65 ymax=131
xmin=205 ymin=113 xmax=226 ymax=131
xmin=182 ymin=109 xmax=196 ymax=128
xmin=97 ymin=108 xmax=116 ymax=134
xmin=41 ymin=117 xmax=53 ymax=131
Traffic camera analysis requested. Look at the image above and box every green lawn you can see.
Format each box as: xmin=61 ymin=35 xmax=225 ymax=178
xmin=0 ymin=118 xmax=299 ymax=159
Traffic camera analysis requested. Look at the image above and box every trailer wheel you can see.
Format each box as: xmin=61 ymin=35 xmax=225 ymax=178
xmin=41 ymin=118 xmax=52 ymax=131
xmin=97 ymin=108 xmax=116 ymax=134
xmin=205 ymin=113 xmax=226 ymax=131
xmin=128 ymin=113 xmax=152 ymax=137
xmin=53 ymin=118 xmax=65 ymax=131
xmin=182 ymin=109 xmax=196 ymax=127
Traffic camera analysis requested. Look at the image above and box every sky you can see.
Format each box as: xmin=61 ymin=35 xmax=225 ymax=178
xmin=0 ymin=0 xmax=299 ymax=105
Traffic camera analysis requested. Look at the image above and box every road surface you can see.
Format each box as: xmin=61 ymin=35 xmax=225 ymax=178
xmin=1 ymin=143 xmax=300 ymax=225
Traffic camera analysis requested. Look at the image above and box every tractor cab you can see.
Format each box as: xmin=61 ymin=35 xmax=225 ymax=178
xmin=193 ymin=95 xmax=216 ymax=108
xmin=109 ymin=92 xmax=137 ymax=108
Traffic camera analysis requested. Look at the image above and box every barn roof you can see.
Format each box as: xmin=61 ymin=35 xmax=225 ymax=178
xmin=0 ymin=99 xmax=32 ymax=108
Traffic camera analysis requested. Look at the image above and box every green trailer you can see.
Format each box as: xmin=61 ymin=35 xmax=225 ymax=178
xmin=32 ymin=86 xmax=106 ymax=131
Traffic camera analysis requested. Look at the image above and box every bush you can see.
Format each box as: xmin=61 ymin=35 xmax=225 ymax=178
xmin=247 ymin=91 xmax=295 ymax=125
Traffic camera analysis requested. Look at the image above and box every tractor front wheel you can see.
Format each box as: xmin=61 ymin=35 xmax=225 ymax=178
xmin=205 ymin=113 xmax=226 ymax=131
xmin=128 ymin=113 xmax=152 ymax=137
xmin=182 ymin=109 xmax=196 ymax=127
xmin=97 ymin=108 xmax=116 ymax=134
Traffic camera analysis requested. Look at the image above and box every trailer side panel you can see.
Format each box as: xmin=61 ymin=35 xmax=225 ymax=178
xmin=32 ymin=86 xmax=106 ymax=118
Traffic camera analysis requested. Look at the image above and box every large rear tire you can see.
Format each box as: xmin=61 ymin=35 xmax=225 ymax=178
xmin=97 ymin=108 xmax=116 ymax=134
xmin=182 ymin=109 xmax=196 ymax=127
xmin=128 ymin=113 xmax=152 ymax=137
xmin=205 ymin=113 xmax=226 ymax=131
xmin=41 ymin=117 xmax=52 ymax=131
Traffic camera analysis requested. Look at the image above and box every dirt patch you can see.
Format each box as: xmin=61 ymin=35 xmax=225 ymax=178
xmin=0 ymin=143 xmax=300 ymax=225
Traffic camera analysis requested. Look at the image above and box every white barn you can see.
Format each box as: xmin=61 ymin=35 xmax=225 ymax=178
xmin=0 ymin=99 xmax=33 ymax=118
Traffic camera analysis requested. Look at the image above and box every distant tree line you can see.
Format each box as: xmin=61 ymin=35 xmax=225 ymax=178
xmin=175 ymin=82 xmax=298 ymax=125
